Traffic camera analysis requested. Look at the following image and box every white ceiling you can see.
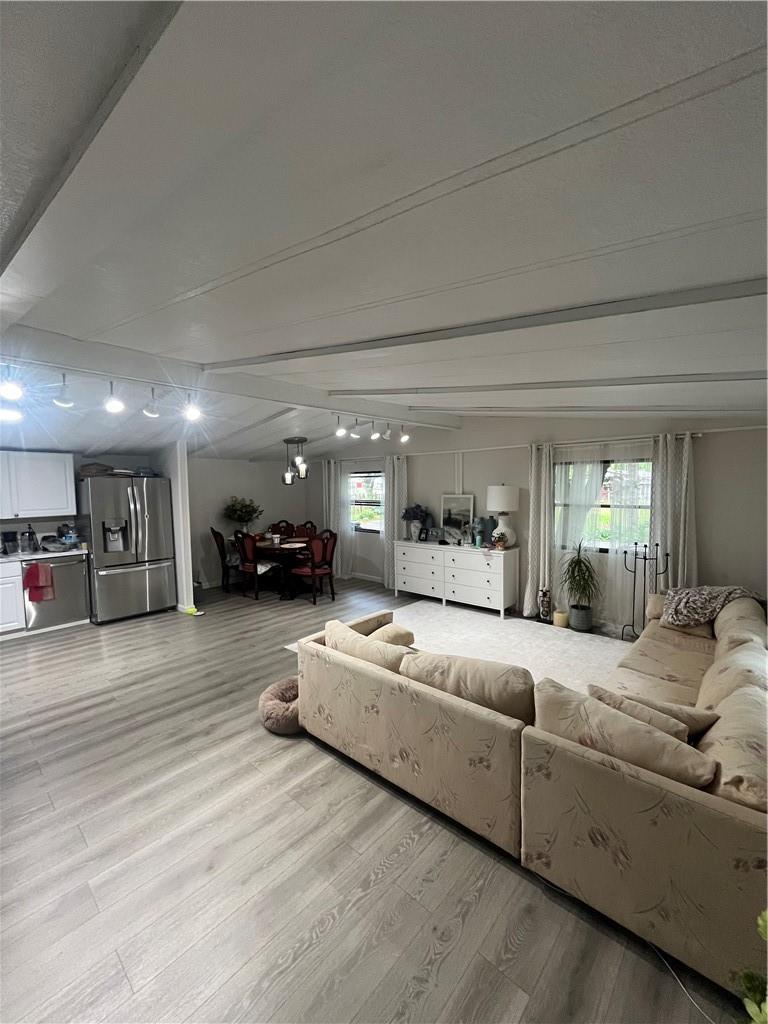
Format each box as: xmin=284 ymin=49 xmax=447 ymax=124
xmin=0 ymin=2 xmax=765 ymax=458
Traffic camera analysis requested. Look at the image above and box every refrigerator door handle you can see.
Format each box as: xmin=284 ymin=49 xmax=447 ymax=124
xmin=126 ymin=485 xmax=138 ymax=555
xmin=131 ymin=483 xmax=144 ymax=557
xmin=96 ymin=560 xmax=174 ymax=576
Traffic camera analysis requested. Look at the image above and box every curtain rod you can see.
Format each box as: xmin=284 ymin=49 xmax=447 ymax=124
xmin=399 ymin=424 xmax=764 ymax=457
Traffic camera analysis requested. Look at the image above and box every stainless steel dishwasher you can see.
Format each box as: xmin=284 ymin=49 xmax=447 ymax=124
xmin=22 ymin=555 xmax=90 ymax=631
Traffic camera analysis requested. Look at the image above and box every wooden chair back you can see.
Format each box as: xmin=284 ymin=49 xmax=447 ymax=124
xmin=210 ymin=527 xmax=227 ymax=565
xmin=268 ymin=520 xmax=294 ymax=538
xmin=293 ymin=520 xmax=317 ymax=538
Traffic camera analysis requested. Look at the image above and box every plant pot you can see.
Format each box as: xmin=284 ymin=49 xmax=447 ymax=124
xmin=569 ymin=604 xmax=593 ymax=632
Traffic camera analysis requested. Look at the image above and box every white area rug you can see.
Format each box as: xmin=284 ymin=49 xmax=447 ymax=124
xmin=286 ymin=600 xmax=628 ymax=691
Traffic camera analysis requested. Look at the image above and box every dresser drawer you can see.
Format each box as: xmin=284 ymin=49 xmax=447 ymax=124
xmin=396 ymin=559 xmax=441 ymax=583
xmin=396 ymin=545 xmax=443 ymax=567
xmin=444 ymin=549 xmax=502 ymax=574
xmin=445 ymin=581 xmax=501 ymax=610
xmin=445 ymin=566 xmax=497 ymax=589
xmin=396 ymin=574 xmax=444 ymax=599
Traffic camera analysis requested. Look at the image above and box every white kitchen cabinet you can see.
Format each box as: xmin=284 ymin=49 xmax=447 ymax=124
xmin=0 ymin=563 xmax=25 ymax=633
xmin=1 ymin=451 xmax=76 ymax=518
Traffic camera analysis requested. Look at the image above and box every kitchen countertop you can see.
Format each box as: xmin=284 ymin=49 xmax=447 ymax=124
xmin=0 ymin=550 xmax=87 ymax=564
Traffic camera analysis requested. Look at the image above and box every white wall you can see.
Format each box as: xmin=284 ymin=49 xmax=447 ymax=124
xmin=188 ymin=457 xmax=309 ymax=587
xmin=155 ymin=441 xmax=195 ymax=612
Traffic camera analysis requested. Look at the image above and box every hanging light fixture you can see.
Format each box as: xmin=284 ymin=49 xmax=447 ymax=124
xmin=370 ymin=422 xmax=381 ymax=441
xmin=349 ymin=419 xmax=360 ymax=439
xmin=382 ymin=423 xmax=392 ymax=441
xmin=183 ymin=393 xmax=202 ymax=421
xmin=334 ymin=415 xmax=347 ymax=438
xmin=104 ymin=381 xmax=125 ymax=414
xmin=293 ymin=439 xmax=304 ymax=466
xmin=281 ymin=437 xmax=308 ymax=484
xmin=52 ymin=373 xmax=74 ymax=408
xmin=297 ymin=461 xmax=309 ymax=480
xmin=142 ymin=386 xmax=160 ymax=418
xmin=0 ymin=375 xmax=23 ymax=401
xmin=399 ymin=425 xmax=411 ymax=444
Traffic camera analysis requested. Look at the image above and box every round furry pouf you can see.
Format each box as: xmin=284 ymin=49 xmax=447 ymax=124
xmin=259 ymin=676 xmax=301 ymax=735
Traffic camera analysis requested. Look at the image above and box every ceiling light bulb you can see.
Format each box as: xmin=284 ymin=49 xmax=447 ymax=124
xmin=0 ymin=407 xmax=23 ymax=423
xmin=297 ymin=461 xmax=309 ymax=479
xmin=349 ymin=419 xmax=360 ymax=439
xmin=334 ymin=415 xmax=347 ymax=438
xmin=382 ymin=424 xmax=392 ymax=441
xmin=183 ymin=394 xmax=201 ymax=421
xmin=104 ymin=381 xmax=124 ymax=414
xmin=142 ymin=386 xmax=160 ymax=418
xmin=293 ymin=453 xmax=304 ymax=466
xmin=399 ymin=425 xmax=410 ymax=443
xmin=52 ymin=373 xmax=74 ymax=408
xmin=370 ymin=423 xmax=381 ymax=441
xmin=0 ymin=380 xmax=23 ymax=401
xmin=282 ymin=468 xmax=296 ymax=486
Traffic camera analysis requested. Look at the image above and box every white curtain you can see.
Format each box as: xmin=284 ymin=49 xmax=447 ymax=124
xmin=383 ymin=454 xmax=407 ymax=589
xmin=322 ymin=459 xmax=355 ymax=580
xmin=651 ymin=432 xmax=697 ymax=589
xmin=523 ymin=443 xmax=553 ymax=617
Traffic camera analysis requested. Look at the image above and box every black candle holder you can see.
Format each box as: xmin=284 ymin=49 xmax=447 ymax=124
xmin=621 ymin=542 xmax=669 ymax=641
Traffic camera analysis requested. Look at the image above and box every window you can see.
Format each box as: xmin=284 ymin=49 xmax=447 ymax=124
xmin=349 ymin=470 xmax=384 ymax=533
xmin=554 ymin=459 xmax=652 ymax=552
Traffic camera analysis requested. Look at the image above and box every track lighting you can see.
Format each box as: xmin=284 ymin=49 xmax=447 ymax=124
xmin=104 ymin=381 xmax=125 ymax=414
xmin=382 ymin=424 xmax=392 ymax=441
xmin=399 ymin=425 xmax=410 ymax=444
xmin=335 ymin=415 xmax=347 ymax=438
xmin=370 ymin=422 xmax=381 ymax=441
xmin=349 ymin=419 xmax=360 ymax=439
xmin=183 ymin=394 xmax=202 ymax=421
xmin=0 ymin=379 xmax=23 ymax=401
xmin=52 ymin=373 xmax=74 ymax=408
xmin=142 ymin=387 xmax=160 ymax=418
xmin=0 ymin=406 xmax=23 ymax=423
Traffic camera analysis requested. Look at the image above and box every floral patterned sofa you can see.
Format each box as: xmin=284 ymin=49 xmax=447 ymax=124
xmin=521 ymin=595 xmax=767 ymax=994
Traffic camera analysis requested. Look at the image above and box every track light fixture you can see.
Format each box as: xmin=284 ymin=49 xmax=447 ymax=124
xmin=382 ymin=423 xmax=392 ymax=440
xmin=0 ymin=406 xmax=22 ymax=423
xmin=335 ymin=415 xmax=347 ymax=438
xmin=370 ymin=422 xmax=381 ymax=441
xmin=52 ymin=373 xmax=74 ymax=408
xmin=183 ymin=393 xmax=202 ymax=422
xmin=142 ymin=386 xmax=160 ymax=418
xmin=0 ymin=378 xmax=23 ymax=401
xmin=349 ymin=419 xmax=361 ymax=439
xmin=399 ymin=425 xmax=410 ymax=444
xmin=104 ymin=381 xmax=125 ymax=414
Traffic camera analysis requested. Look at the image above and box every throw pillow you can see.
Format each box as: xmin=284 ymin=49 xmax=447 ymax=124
xmin=399 ymin=651 xmax=534 ymax=724
xmin=325 ymin=620 xmax=411 ymax=674
xmin=534 ymin=679 xmax=717 ymax=789
xmin=586 ymin=684 xmax=688 ymax=741
xmin=696 ymin=641 xmax=767 ymax=711
xmin=697 ymin=686 xmax=767 ymax=812
xmin=614 ymin=691 xmax=719 ymax=738
xmin=368 ymin=622 xmax=415 ymax=647
xmin=645 ymin=593 xmax=665 ymax=620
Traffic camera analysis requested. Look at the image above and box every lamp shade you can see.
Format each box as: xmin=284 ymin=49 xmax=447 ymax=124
xmin=486 ymin=484 xmax=519 ymax=513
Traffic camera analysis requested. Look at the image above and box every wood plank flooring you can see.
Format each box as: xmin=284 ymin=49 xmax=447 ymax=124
xmin=0 ymin=581 xmax=743 ymax=1023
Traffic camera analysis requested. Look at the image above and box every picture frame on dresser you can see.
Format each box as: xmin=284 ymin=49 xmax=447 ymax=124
xmin=440 ymin=494 xmax=474 ymax=542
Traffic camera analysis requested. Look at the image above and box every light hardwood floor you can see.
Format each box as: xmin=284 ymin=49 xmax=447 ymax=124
xmin=0 ymin=581 xmax=743 ymax=1023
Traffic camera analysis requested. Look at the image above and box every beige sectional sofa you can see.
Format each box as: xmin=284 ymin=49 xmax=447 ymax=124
xmin=296 ymin=600 xmax=767 ymax=995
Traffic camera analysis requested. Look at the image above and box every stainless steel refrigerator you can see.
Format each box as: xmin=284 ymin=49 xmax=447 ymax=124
xmin=78 ymin=476 xmax=176 ymax=623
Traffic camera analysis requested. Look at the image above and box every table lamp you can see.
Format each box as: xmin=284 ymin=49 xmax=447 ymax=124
xmin=486 ymin=484 xmax=519 ymax=547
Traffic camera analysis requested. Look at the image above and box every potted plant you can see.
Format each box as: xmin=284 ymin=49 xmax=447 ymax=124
xmin=222 ymin=496 xmax=264 ymax=533
xmin=560 ymin=540 xmax=601 ymax=632
xmin=401 ymin=503 xmax=429 ymax=541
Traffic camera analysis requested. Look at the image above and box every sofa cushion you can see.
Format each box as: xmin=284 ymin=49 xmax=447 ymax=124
xmin=641 ymin=620 xmax=716 ymax=655
xmin=617 ymin=627 xmax=713 ymax=691
xmin=715 ymin=621 xmax=767 ymax=661
xmin=325 ymin=620 xmax=411 ymax=674
xmin=368 ymin=622 xmax=415 ymax=647
xmin=713 ymin=597 xmax=766 ymax=639
xmin=534 ymin=679 xmax=717 ymax=788
xmin=603 ymin=666 xmax=700 ymax=706
xmin=658 ymin=614 xmax=714 ymax=639
xmin=697 ymin=686 xmax=767 ymax=812
xmin=645 ymin=592 xmax=664 ymax=620
xmin=610 ymin=691 xmax=719 ymax=738
xmin=399 ymin=651 xmax=534 ymax=724
xmin=696 ymin=641 xmax=768 ymax=711
xmin=586 ymin=685 xmax=688 ymax=740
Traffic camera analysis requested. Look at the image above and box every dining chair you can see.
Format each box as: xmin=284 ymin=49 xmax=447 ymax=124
xmin=290 ymin=530 xmax=337 ymax=604
xmin=210 ymin=526 xmax=240 ymax=591
xmin=268 ymin=520 xmax=295 ymax=538
xmin=234 ymin=530 xmax=280 ymax=600
xmin=293 ymin=520 xmax=317 ymax=538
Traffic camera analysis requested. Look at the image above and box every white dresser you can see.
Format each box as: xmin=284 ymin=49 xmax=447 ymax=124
xmin=393 ymin=541 xmax=519 ymax=618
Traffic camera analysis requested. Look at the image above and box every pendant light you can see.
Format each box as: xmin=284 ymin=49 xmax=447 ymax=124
xmin=281 ymin=436 xmax=308 ymax=484
xmin=52 ymin=373 xmax=74 ymax=408
xmin=104 ymin=381 xmax=125 ymax=414
xmin=142 ymin=386 xmax=160 ymax=418
xmin=297 ymin=461 xmax=309 ymax=480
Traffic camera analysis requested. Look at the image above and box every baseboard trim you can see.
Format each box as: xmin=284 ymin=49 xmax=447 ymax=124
xmin=350 ymin=572 xmax=384 ymax=584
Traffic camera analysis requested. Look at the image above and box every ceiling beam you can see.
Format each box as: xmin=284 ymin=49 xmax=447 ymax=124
xmin=407 ymin=405 xmax=766 ymax=415
xmin=328 ymin=369 xmax=767 ymax=396
xmin=187 ymin=407 xmax=297 ymax=456
xmin=201 ymin=279 xmax=766 ymax=371
xmin=0 ymin=325 xmax=462 ymax=430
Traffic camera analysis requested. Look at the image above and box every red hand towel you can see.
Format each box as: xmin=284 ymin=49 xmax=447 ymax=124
xmin=23 ymin=562 xmax=55 ymax=602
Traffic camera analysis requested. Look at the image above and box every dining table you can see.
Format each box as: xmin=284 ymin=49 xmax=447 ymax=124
xmin=235 ymin=537 xmax=309 ymax=600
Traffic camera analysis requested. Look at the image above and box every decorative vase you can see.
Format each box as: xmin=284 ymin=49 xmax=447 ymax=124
xmin=569 ymin=605 xmax=593 ymax=632
xmin=553 ymin=609 xmax=569 ymax=628
xmin=537 ymin=588 xmax=552 ymax=622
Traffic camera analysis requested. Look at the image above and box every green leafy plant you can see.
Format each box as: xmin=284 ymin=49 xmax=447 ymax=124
xmin=560 ymin=540 xmax=602 ymax=609
xmin=222 ymin=496 xmax=263 ymax=531
xmin=741 ymin=911 xmax=767 ymax=1024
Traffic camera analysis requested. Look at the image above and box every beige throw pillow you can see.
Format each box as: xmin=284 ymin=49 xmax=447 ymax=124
xmin=615 ymin=691 xmax=719 ymax=738
xmin=587 ymin=685 xmax=688 ymax=741
xmin=368 ymin=622 xmax=415 ymax=647
xmin=325 ymin=620 xmax=411 ymax=674
xmin=697 ymin=642 xmax=767 ymax=711
xmin=534 ymin=679 xmax=717 ymax=789
xmin=697 ymin=686 xmax=767 ymax=812
xmin=399 ymin=651 xmax=534 ymax=724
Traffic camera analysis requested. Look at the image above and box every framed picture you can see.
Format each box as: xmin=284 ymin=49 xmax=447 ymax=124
xmin=441 ymin=494 xmax=474 ymax=541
